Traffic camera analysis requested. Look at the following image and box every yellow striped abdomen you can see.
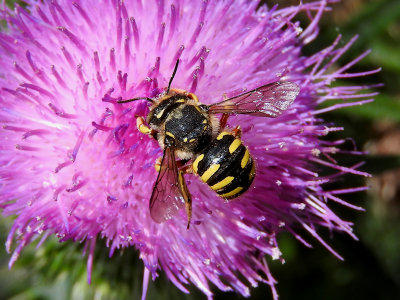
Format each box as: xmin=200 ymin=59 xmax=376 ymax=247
xmin=192 ymin=132 xmax=255 ymax=199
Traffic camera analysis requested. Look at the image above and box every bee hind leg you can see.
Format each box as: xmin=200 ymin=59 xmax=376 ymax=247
xmin=178 ymin=170 xmax=192 ymax=229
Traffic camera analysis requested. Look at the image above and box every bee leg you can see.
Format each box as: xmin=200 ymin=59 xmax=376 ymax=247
xmin=136 ymin=116 xmax=157 ymax=139
xmin=179 ymin=164 xmax=193 ymax=174
xmin=188 ymin=92 xmax=199 ymax=102
xmin=219 ymin=113 xmax=229 ymax=130
xmin=178 ymin=170 xmax=192 ymax=229
xmin=176 ymin=159 xmax=193 ymax=174
xmin=232 ymin=125 xmax=242 ymax=138
xmin=154 ymin=156 xmax=162 ymax=172
xmin=184 ymin=194 xmax=192 ymax=230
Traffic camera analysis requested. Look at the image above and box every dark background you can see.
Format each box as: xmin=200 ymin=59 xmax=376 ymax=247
xmin=1 ymin=0 xmax=400 ymax=299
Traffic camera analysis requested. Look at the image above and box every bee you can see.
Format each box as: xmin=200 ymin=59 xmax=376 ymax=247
xmin=119 ymin=60 xmax=299 ymax=228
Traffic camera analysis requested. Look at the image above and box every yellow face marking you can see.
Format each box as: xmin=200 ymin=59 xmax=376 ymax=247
xmin=202 ymin=119 xmax=207 ymax=124
xmin=219 ymin=187 xmax=243 ymax=198
xmin=189 ymin=138 xmax=196 ymax=143
xmin=192 ymin=154 xmax=204 ymax=173
xmin=217 ymin=131 xmax=230 ymax=140
xmin=229 ymin=139 xmax=241 ymax=154
xmin=203 ymin=125 xmax=208 ymax=131
xmin=210 ymin=176 xmax=234 ymax=191
xmin=156 ymin=108 xmax=166 ymax=119
xmin=166 ymin=131 xmax=175 ymax=138
xmin=241 ymin=149 xmax=250 ymax=168
xmin=183 ymin=137 xmax=188 ymax=142
xmin=201 ymin=164 xmax=220 ymax=182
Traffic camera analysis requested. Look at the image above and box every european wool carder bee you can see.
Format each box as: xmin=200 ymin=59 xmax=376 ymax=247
xmin=119 ymin=60 xmax=299 ymax=228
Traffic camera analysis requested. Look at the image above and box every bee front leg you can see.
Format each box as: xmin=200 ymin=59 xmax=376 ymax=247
xmin=136 ymin=116 xmax=157 ymax=139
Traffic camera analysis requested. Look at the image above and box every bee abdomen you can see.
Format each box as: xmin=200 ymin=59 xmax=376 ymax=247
xmin=193 ymin=132 xmax=255 ymax=199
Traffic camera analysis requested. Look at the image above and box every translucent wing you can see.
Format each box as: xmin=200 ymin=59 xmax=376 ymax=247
xmin=149 ymin=147 xmax=186 ymax=223
xmin=208 ymin=81 xmax=300 ymax=117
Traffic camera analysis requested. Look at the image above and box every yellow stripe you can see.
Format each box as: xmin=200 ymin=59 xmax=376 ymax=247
xmin=241 ymin=149 xmax=250 ymax=168
xmin=201 ymin=164 xmax=220 ymax=182
xmin=219 ymin=187 xmax=243 ymax=198
xmin=166 ymin=132 xmax=175 ymax=138
xmin=229 ymin=139 xmax=241 ymax=154
xmin=217 ymin=131 xmax=230 ymax=140
xmin=176 ymin=99 xmax=185 ymax=103
xmin=210 ymin=176 xmax=234 ymax=190
xmin=192 ymin=154 xmax=204 ymax=173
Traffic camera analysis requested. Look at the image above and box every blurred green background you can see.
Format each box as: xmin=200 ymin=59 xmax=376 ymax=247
xmin=1 ymin=0 xmax=400 ymax=299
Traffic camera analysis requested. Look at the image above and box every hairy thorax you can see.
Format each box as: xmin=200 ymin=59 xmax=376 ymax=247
xmin=147 ymin=93 xmax=219 ymax=160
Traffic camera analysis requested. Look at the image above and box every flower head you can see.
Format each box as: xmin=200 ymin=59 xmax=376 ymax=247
xmin=0 ymin=0 xmax=377 ymax=298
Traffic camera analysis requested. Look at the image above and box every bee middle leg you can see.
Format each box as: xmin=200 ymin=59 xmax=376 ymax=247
xmin=153 ymin=158 xmax=190 ymax=173
xmin=219 ymin=113 xmax=229 ymax=130
xmin=153 ymin=156 xmax=193 ymax=229
xmin=176 ymin=159 xmax=193 ymax=174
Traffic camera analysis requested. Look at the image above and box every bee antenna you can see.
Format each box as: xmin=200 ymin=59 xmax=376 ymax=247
xmin=166 ymin=59 xmax=180 ymax=94
xmin=117 ymin=97 xmax=154 ymax=104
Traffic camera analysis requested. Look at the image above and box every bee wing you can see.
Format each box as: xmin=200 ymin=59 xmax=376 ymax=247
xmin=208 ymin=81 xmax=300 ymax=117
xmin=149 ymin=147 xmax=186 ymax=223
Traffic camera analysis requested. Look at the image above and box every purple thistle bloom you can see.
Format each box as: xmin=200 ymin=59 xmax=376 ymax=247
xmin=0 ymin=0 xmax=378 ymax=299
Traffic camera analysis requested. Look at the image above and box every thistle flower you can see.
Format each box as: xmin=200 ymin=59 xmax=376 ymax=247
xmin=0 ymin=0 xmax=378 ymax=299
